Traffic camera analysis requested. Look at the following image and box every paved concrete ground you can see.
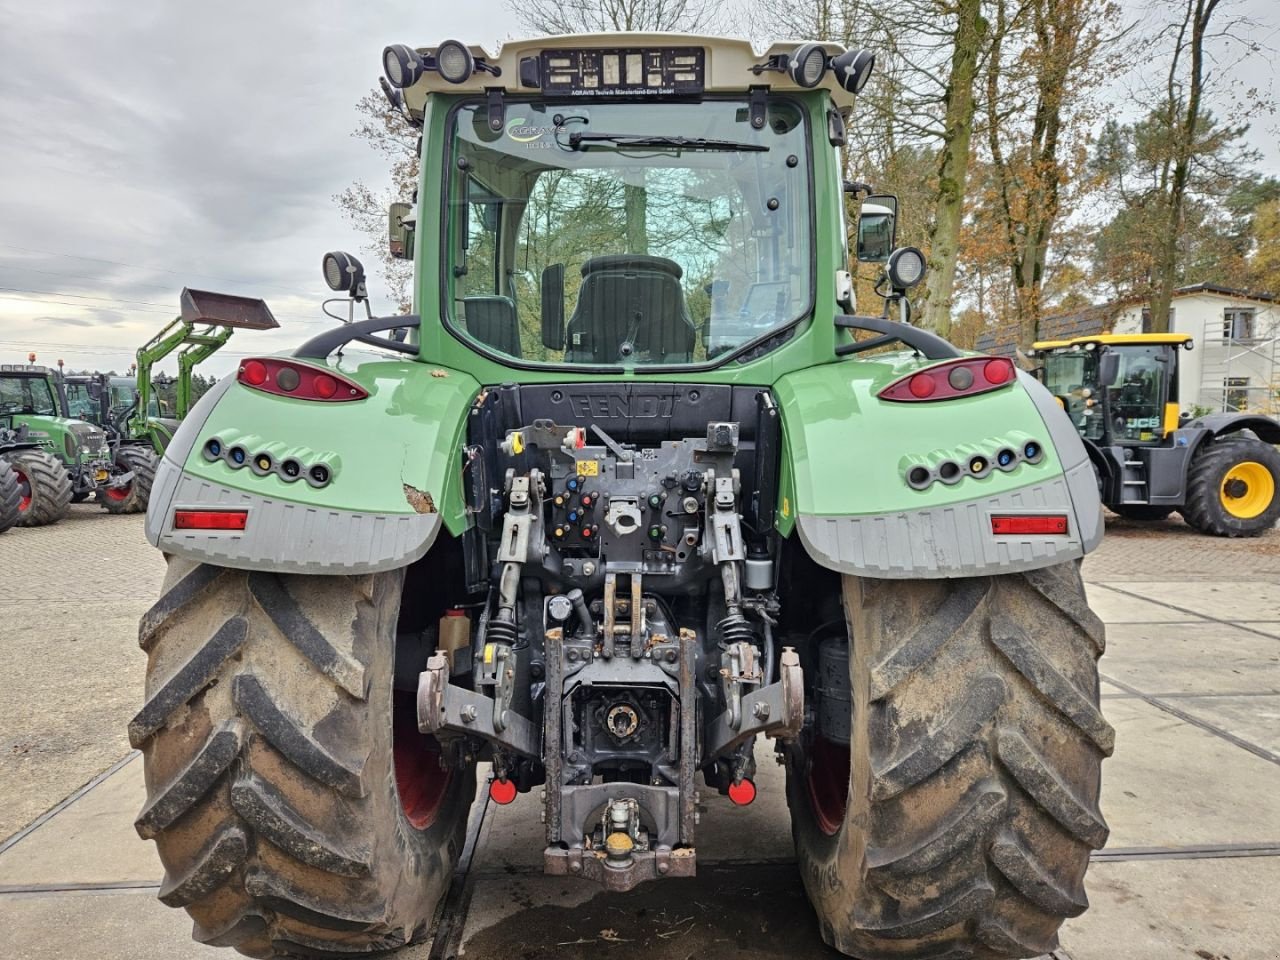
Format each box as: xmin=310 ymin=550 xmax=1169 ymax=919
xmin=1 ymin=505 xmax=1278 ymax=960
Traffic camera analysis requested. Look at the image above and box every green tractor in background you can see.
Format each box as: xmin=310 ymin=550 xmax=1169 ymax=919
xmin=59 ymin=368 xmax=162 ymax=514
xmin=0 ymin=363 xmax=96 ymax=524
xmin=133 ymin=35 xmax=1111 ymax=960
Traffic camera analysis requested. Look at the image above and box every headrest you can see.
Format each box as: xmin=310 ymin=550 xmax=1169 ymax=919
xmin=580 ymin=255 xmax=683 ymax=280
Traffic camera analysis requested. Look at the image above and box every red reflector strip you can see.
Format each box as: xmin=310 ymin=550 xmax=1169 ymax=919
xmin=991 ymin=515 xmax=1068 ymax=535
xmin=174 ymin=509 xmax=248 ymax=531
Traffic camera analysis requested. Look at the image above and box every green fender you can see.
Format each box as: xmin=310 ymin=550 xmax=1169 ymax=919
xmin=773 ymin=354 xmax=1104 ymax=578
xmin=144 ymin=353 xmax=479 ymax=574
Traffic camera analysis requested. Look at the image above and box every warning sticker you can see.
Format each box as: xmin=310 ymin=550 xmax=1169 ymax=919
xmin=576 ymin=459 xmax=599 ymax=477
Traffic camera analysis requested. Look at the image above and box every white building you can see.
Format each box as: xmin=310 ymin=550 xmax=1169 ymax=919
xmin=1107 ymin=284 xmax=1279 ymax=415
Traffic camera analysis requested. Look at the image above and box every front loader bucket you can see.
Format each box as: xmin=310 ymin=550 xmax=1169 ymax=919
xmin=179 ymin=288 xmax=279 ymax=330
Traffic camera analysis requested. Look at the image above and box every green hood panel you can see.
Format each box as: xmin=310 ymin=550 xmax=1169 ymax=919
xmin=774 ymin=354 xmax=1063 ymax=518
xmin=178 ymin=353 xmax=480 ymax=533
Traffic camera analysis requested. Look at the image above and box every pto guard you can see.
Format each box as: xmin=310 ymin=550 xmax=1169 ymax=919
xmin=144 ymin=356 xmax=480 ymax=574
xmin=781 ymin=364 xmax=1103 ymax=578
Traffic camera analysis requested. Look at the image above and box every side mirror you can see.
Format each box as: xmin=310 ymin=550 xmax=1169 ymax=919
xmin=857 ymin=195 xmax=897 ymax=263
xmin=87 ymin=382 xmax=103 ymax=401
xmin=1097 ymin=352 xmax=1120 ymax=387
xmin=540 ymin=264 xmax=566 ymax=351
xmin=389 ymin=202 xmax=415 ymax=260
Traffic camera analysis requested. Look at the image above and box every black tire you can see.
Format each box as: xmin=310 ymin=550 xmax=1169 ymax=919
xmin=787 ymin=562 xmax=1112 ymax=959
xmin=99 ymin=445 xmax=157 ymax=514
xmin=131 ymin=559 xmax=475 ymax=958
xmin=3 ymin=449 xmax=72 ymax=526
xmin=1181 ymin=436 xmax=1280 ymax=537
xmin=1111 ymin=504 xmax=1174 ymax=522
xmin=0 ymin=458 xmax=19 ymax=534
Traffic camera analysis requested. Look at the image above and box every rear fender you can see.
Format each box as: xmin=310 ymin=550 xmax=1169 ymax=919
xmin=144 ymin=355 xmax=479 ymax=574
xmin=776 ymin=358 xmax=1103 ymax=578
xmin=1183 ymin=412 xmax=1280 ymax=448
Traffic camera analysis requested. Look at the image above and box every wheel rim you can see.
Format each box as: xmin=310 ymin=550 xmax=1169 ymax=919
xmin=392 ymin=693 xmax=452 ymax=829
xmin=104 ymin=482 xmax=131 ymax=502
xmin=14 ymin=469 xmax=31 ymax=512
xmin=1220 ymin=461 xmax=1275 ymax=519
xmin=805 ymin=734 xmax=850 ymax=836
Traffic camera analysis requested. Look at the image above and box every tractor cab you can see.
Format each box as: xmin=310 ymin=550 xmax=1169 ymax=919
xmin=1035 ymin=334 xmax=1189 ymax=445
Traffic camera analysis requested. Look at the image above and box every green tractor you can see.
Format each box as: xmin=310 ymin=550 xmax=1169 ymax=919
xmin=133 ymin=35 xmax=1111 ymax=960
xmin=1033 ymin=333 xmax=1280 ymax=535
xmin=57 ymin=370 xmax=161 ymax=514
xmin=0 ymin=363 xmax=106 ymax=524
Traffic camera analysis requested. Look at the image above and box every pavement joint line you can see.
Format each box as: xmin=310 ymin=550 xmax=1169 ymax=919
xmin=0 ymin=751 xmax=140 ymax=857
xmin=427 ymin=791 xmax=494 ymax=960
xmin=0 ymin=880 xmax=160 ymax=898
xmin=1091 ymin=582 xmax=1280 ymax=642
xmin=467 ymin=843 xmax=1280 ymax=879
xmin=1102 ymin=690 xmax=1280 ymax=700
xmin=1100 ymin=673 xmax=1280 ymax=767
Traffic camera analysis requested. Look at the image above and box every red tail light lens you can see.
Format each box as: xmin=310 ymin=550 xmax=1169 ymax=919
xmin=880 ymin=357 xmax=1017 ymax=403
xmin=174 ymin=509 xmax=248 ymax=531
xmin=489 ymin=778 xmax=517 ymax=805
xmin=728 ymin=778 xmax=757 ymax=806
xmin=237 ymin=358 xmax=367 ymax=402
xmin=991 ymin=515 xmax=1069 ymax=535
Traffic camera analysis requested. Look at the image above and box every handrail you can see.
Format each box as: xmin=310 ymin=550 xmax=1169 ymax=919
xmin=834 ymin=314 xmax=962 ymax=360
xmin=293 ymin=315 xmax=421 ymax=359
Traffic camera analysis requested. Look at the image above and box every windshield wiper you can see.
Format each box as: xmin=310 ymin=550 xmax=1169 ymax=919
xmin=566 ymin=132 xmax=769 ymax=153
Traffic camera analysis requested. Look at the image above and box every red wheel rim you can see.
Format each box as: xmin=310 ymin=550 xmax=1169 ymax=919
xmin=805 ymin=734 xmax=850 ymax=836
xmin=393 ymin=693 xmax=452 ymax=829
xmin=14 ymin=469 xmax=31 ymax=513
xmin=104 ymin=483 xmax=131 ymax=501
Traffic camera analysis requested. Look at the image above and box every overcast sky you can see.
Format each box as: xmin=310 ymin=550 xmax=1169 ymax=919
xmin=0 ymin=0 xmax=1275 ymax=380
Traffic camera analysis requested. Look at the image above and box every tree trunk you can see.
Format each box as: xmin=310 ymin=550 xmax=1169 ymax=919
xmin=921 ymin=0 xmax=987 ymax=337
xmin=1149 ymin=0 xmax=1220 ymax=333
xmin=625 ymin=183 xmax=649 ymax=254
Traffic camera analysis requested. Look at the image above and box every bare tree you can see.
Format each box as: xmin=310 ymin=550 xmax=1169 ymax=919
xmin=509 ymin=0 xmax=717 ymax=34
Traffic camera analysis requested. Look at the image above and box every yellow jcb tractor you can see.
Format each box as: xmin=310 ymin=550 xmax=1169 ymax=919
xmin=1033 ymin=332 xmax=1280 ymax=536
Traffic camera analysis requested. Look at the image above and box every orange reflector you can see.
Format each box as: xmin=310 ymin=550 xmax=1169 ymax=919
xmin=174 ymin=510 xmax=248 ymax=531
xmin=489 ymin=778 xmax=517 ymax=805
xmin=991 ymin=515 xmax=1068 ymax=536
xmin=728 ymin=778 xmax=756 ymax=806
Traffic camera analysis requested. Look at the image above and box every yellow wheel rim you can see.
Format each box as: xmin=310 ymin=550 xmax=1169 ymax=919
xmin=1220 ymin=461 xmax=1275 ymax=519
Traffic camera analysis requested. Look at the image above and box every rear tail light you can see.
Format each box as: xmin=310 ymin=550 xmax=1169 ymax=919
xmin=880 ymin=357 xmax=1017 ymax=403
xmin=991 ymin=515 xmax=1069 ymax=536
xmin=174 ymin=509 xmax=248 ymax=531
xmin=489 ymin=778 xmax=517 ymax=805
xmin=237 ymin=358 xmax=367 ymax=402
xmin=728 ymin=778 xmax=757 ymax=806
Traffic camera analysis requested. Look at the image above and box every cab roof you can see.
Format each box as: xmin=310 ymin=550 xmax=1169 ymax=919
xmin=1032 ymin=333 xmax=1194 ymax=350
xmin=401 ymin=33 xmax=859 ymax=112
xmin=0 ymin=364 xmax=51 ymax=375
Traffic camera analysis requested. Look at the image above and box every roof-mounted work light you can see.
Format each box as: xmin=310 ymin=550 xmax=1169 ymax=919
xmin=382 ymin=44 xmax=425 ymax=88
xmin=435 ymin=39 xmax=475 ymax=84
xmin=830 ymin=49 xmax=876 ymax=93
xmin=786 ymin=43 xmax=829 ymax=88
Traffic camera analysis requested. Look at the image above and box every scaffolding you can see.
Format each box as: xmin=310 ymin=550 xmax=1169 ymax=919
xmin=1198 ymin=314 xmax=1280 ymax=415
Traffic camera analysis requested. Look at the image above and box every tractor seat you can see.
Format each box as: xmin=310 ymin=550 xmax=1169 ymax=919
xmin=564 ymin=255 xmax=696 ymax=364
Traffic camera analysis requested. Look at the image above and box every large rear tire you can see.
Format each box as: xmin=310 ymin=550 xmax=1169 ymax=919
xmin=0 ymin=458 xmax=19 ymax=533
xmin=4 ymin=449 xmax=72 ymax=526
xmin=787 ymin=562 xmax=1112 ymax=959
xmin=99 ymin=445 xmax=157 ymax=514
xmin=131 ymin=559 xmax=475 ymax=958
xmin=1181 ymin=436 xmax=1280 ymax=537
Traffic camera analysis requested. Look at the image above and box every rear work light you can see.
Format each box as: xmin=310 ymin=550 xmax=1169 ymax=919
xmin=174 ymin=509 xmax=248 ymax=531
xmin=879 ymin=357 xmax=1017 ymax=403
xmin=991 ymin=515 xmax=1069 ymax=536
xmin=237 ymin=357 xmax=368 ymax=402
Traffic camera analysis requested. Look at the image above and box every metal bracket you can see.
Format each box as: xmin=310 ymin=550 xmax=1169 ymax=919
xmin=748 ymin=85 xmax=769 ymax=130
xmin=706 ymin=648 xmax=803 ymax=758
xmin=486 ymin=88 xmax=506 ymax=132
xmin=417 ymin=654 xmax=540 ymax=758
